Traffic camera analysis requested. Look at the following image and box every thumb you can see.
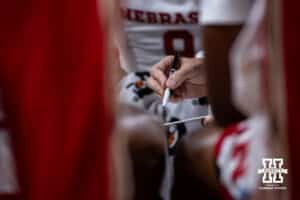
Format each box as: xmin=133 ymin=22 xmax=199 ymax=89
xmin=166 ymin=65 xmax=192 ymax=89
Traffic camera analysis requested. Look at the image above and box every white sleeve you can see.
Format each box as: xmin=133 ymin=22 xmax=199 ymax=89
xmin=200 ymin=0 xmax=254 ymax=25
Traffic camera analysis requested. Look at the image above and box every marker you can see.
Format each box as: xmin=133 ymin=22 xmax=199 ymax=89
xmin=162 ymin=52 xmax=180 ymax=108
xmin=163 ymin=116 xmax=206 ymax=127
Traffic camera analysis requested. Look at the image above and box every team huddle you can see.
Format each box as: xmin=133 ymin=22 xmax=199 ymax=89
xmin=114 ymin=0 xmax=285 ymax=200
xmin=0 ymin=0 xmax=289 ymax=199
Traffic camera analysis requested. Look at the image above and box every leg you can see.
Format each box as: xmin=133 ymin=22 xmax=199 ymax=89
xmin=115 ymin=105 xmax=166 ymax=200
xmin=172 ymin=128 xmax=222 ymax=200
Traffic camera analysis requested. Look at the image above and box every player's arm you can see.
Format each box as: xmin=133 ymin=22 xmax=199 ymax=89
xmin=203 ymin=26 xmax=246 ymax=127
xmin=200 ymin=0 xmax=254 ymax=127
xmin=99 ymin=1 xmax=134 ymax=200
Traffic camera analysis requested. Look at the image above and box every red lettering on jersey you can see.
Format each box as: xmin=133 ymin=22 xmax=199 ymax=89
xmin=123 ymin=8 xmax=199 ymax=25
xmin=123 ymin=8 xmax=134 ymax=21
xmin=164 ymin=30 xmax=195 ymax=57
xmin=146 ymin=12 xmax=158 ymax=24
xmin=135 ymin=10 xmax=145 ymax=23
xmin=174 ymin=13 xmax=187 ymax=24
xmin=159 ymin=13 xmax=172 ymax=24
xmin=188 ymin=12 xmax=198 ymax=24
xmin=231 ymin=142 xmax=248 ymax=183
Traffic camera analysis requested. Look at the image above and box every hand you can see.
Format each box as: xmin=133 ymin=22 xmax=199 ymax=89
xmin=201 ymin=116 xmax=215 ymax=127
xmin=147 ymin=56 xmax=206 ymax=102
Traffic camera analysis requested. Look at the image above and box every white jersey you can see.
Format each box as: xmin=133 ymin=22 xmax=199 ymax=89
xmin=214 ymin=115 xmax=270 ymax=200
xmin=119 ymin=0 xmax=202 ymax=72
xmin=200 ymin=0 xmax=253 ymax=25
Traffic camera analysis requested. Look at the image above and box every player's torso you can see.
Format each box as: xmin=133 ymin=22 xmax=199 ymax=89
xmin=120 ymin=0 xmax=202 ymax=72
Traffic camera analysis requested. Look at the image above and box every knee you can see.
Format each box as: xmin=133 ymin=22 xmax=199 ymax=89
xmin=181 ymin=129 xmax=217 ymax=161
xmin=177 ymin=128 xmax=221 ymax=185
xmin=116 ymin=113 xmax=166 ymax=166
xmin=173 ymin=129 xmax=222 ymax=200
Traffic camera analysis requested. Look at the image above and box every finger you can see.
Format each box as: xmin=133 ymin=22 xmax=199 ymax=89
xmin=166 ymin=58 xmax=203 ymax=89
xmin=201 ymin=116 xmax=215 ymax=127
xmin=147 ymin=77 xmax=164 ymax=96
xmin=151 ymin=56 xmax=174 ymax=85
xmin=150 ymin=67 xmax=167 ymax=87
xmin=153 ymin=56 xmax=174 ymax=71
xmin=166 ymin=64 xmax=194 ymax=89
xmin=150 ymin=56 xmax=173 ymax=87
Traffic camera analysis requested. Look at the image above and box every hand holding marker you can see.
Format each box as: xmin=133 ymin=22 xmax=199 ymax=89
xmin=161 ymin=52 xmax=206 ymax=127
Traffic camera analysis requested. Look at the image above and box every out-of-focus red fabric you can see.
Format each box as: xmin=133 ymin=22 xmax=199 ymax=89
xmin=0 ymin=0 xmax=111 ymax=200
xmin=282 ymin=1 xmax=300 ymax=200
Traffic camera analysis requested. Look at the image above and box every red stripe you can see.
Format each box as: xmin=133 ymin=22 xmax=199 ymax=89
xmin=213 ymin=123 xmax=246 ymax=159
xmin=231 ymin=142 xmax=248 ymax=183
